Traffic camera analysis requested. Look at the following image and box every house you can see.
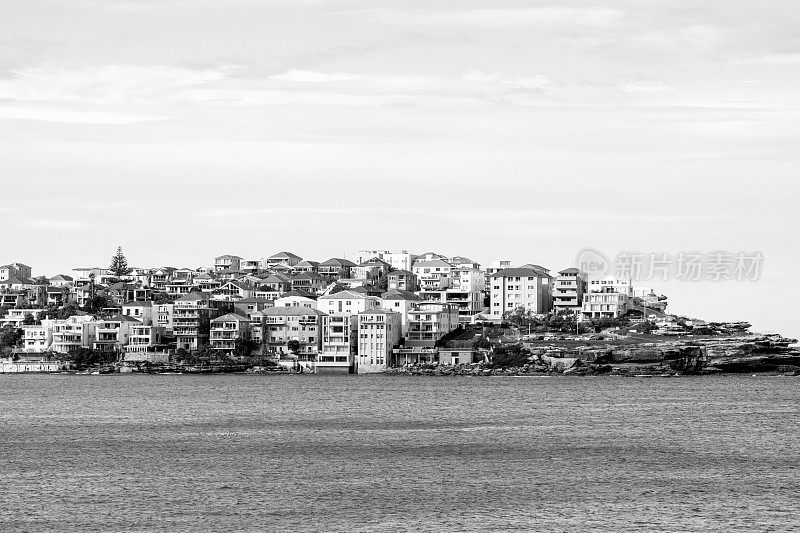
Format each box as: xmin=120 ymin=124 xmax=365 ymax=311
xmin=489 ymin=266 xmax=553 ymax=320
xmin=105 ymin=282 xmax=138 ymax=305
xmin=266 ymin=251 xmax=302 ymax=268
xmin=355 ymin=250 xmax=390 ymax=264
xmin=351 ymin=257 xmax=391 ymax=281
xmin=233 ymin=297 xmax=273 ymax=317
xmin=192 ymin=272 xmax=221 ymax=292
xmin=250 ymin=307 xmax=325 ymax=357
xmin=0 ymin=262 xmax=32 ymax=281
xmin=51 ymin=315 xmax=99 ymax=354
xmin=274 ymin=290 xmax=317 ymax=309
xmin=290 ymin=272 xmax=326 ymax=294
xmin=380 ymin=289 xmax=421 ymax=336
xmin=149 ymin=268 xmax=175 ymax=291
xmin=292 ymin=260 xmax=320 ymax=274
xmin=125 ymin=324 xmax=167 ymax=354
xmin=318 ymin=290 xmax=382 ymax=316
xmin=214 ymin=255 xmax=243 ymax=272
xmin=356 ymin=309 xmax=402 ymax=373
xmin=216 ymin=280 xmax=255 ymax=301
xmin=387 ymin=270 xmax=417 ymax=291
xmin=22 ymin=320 xmax=54 ymax=352
xmin=210 ymin=313 xmax=251 ymax=354
xmin=318 ymin=258 xmax=357 ymax=279
xmin=121 ymin=301 xmax=153 ymax=325
xmin=552 ymin=268 xmax=588 ymax=315
xmin=92 ymin=314 xmax=140 ymax=352
xmin=46 ymin=287 xmax=68 ymax=307
xmin=405 ymin=302 xmax=460 ymax=348
xmin=240 ymin=258 xmax=261 ymax=275
xmin=0 ymin=309 xmax=43 ymax=329
xmin=257 ymin=273 xmax=292 ymax=297
xmin=48 ymin=274 xmax=74 ymax=288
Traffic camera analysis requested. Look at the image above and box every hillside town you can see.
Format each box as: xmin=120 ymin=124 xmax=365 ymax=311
xmin=0 ymin=248 xmax=760 ymax=374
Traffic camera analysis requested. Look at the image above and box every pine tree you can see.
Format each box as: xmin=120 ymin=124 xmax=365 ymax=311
xmin=109 ymin=246 xmax=132 ymax=278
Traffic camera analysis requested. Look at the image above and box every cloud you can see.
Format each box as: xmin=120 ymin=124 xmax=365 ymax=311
xmin=0 ymin=106 xmax=165 ymax=124
xmin=25 ymin=218 xmax=91 ymax=231
xmin=620 ymin=81 xmax=675 ymax=94
xmin=270 ymin=69 xmax=366 ymax=82
xmin=360 ymin=7 xmax=625 ymax=28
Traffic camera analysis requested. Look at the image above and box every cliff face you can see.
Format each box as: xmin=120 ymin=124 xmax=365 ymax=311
xmin=523 ymin=335 xmax=800 ymax=375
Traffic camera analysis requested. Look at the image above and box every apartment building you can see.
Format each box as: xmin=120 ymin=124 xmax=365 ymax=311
xmin=356 ymin=309 xmax=401 ymax=373
xmin=552 ymin=268 xmax=588 ymax=314
xmin=581 ymin=287 xmax=630 ymax=320
xmin=0 ymin=262 xmax=32 ymax=281
xmin=154 ymin=303 xmax=174 ymax=334
xmin=126 ymin=324 xmax=167 ymax=353
xmin=122 ymin=301 xmax=153 ymax=325
xmin=250 ymin=307 xmax=324 ymax=356
xmin=489 ymin=266 xmax=553 ymax=320
xmin=210 ymin=313 xmax=251 ymax=354
xmin=405 ymin=302 xmax=460 ymax=348
xmin=22 ymin=320 xmax=54 ymax=352
xmin=173 ymin=292 xmax=215 ymax=351
xmin=412 ymin=259 xmax=453 ymax=291
xmin=380 ymin=289 xmax=421 ymax=336
xmin=387 ymin=270 xmax=418 ymax=291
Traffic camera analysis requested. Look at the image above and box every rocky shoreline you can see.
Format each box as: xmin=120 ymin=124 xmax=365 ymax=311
xmin=386 ymin=334 xmax=800 ymax=377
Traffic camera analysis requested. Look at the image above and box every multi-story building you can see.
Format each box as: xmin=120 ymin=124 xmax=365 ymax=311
xmin=274 ymin=290 xmax=317 ymax=309
xmin=318 ymin=290 xmax=381 ymax=316
xmin=121 ymin=301 xmax=153 ymax=325
xmin=587 ymin=275 xmax=634 ymax=297
xmin=210 ymin=313 xmax=251 ymax=354
xmin=214 ymin=255 xmax=242 ymax=273
xmin=412 ymin=259 xmax=453 ymax=291
xmin=0 ymin=308 xmax=43 ymax=329
xmin=51 ymin=315 xmax=98 ymax=354
xmin=154 ymin=303 xmax=174 ymax=333
xmin=484 ymin=260 xmax=512 ymax=293
xmin=552 ymin=268 xmax=588 ymax=314
xmin=291 ymin=260 xmax=319 ymax=274
xmin=126 ymin=324 xmax=167 ymax=353
xmin=0 ymin=262 xmax=32 ymax=281
xmin=383 ymin=251 xmax=417 ymax=272
xmin=290 ymin=272 xmax=326 ymax=294
xmin=380 ymin=289 xmax=421 ymax=336
xmin=250 ymin=307 xmax=324 ymax=357
xmin=233 ymin=297 xmax=273 ymax=317
xmin=48 ymin=274 xmax=73 ymax=288
xmin=318 ymin=258 xmax=357 ymax=280
xmin=351 ymin=257 xmax=391 ymax=282
xmin=581 ymin=287 xmax=630 ymax=320
xmin=92 ymin=315 xmax=140 ymax=352
xmin=173 ymin=292 xmax=215 ymax=351
xmin=266 ymin=251 xmax=302 ymax=268
xmin=387 ymin=270 xmax=417 ymax=291
xmin=405 ymin=302 xmax=460 ymax=348
xmin=489 ymin=266 xmax=553 ymax=321
xmin=356 ymin=309 xmax=401 ymax=373
xmin=22 ymin=320 xmax=54 ymax=352
xmin=216 ymin=280 xmax=255 ymax=301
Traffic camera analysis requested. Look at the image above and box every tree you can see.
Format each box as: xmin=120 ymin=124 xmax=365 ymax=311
xmin=22 ymin=313 xmax=37 ymax=326
xmin=503 ymin=307 xmax=541 ymax=330
xmin=287 ymin=339 xmax=301 ymax=355
xmin=108 ymin=246 xmax=133 ymax=278
xmin=0 ymin=325 xmax=23 ymax=355
xmin=0 ymin=305 xmax=9 ymax=319
xmin=233 ymin=337 xmax=257 ymax=358
xmin=84 ymin=295 xmax=110 ymax=315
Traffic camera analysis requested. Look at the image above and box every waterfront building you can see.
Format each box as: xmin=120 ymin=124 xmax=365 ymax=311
xmin=210 ymin=312 xmax=251 ymax=354
xmin=405 ymin=302 xmax=460 ymax=348
xmin=552 ymin=268 xmax=588 ymax=315
xmin=92 ymin=314 xmax=140 ymax=352
xmin=51 ymin=315 xmax=99 ymax=354
xmin=489 ymin=266 xmax=553 ymax=320
xmin=356 ymin=309 xmax=401 ymax=373
xmin=250 ymin=307 xmax=325 ymax=357
xmin=173 ymin=292 xmax=215 ymax=351
xmin=581 ymin=288 xmax=630 ymax=320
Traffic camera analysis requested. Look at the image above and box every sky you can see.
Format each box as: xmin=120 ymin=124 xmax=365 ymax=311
xmin=1 ymin=0 xmax=799 ymax=337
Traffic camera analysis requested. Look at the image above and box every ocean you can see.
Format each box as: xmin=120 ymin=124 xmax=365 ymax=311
xmin=1 ymin=374 xmax=797 ymax=532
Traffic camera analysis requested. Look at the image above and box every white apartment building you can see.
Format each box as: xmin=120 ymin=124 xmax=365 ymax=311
xmin=489 ymin=266 xmax=553 ymax=320
xmin=581 ymin=288 xmax=630 ymax=320
xmin=405 ymin=302 xmax=460 ymax=348
xmin=380 ymin=289 xmax=421 ymax=336
xmin=356 ymin=309 xmax=401 ymax=373
xmin=22 ymin=320 xmax=54 ymax=352
xmin=51 ymin=315 xmax=98 ymax=354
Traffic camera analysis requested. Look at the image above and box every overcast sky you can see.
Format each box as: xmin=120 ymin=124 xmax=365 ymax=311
xmin=1 ymin=0 xmax=798 ymax=336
